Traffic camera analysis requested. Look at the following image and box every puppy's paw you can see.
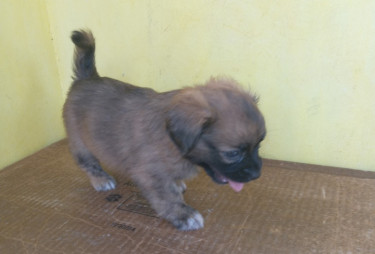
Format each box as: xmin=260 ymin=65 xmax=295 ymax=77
xmin=176 ymin=181 xmax=187 ymax=193
xmin=171 ymin=205 xmax=204 ymax=231
xmin=89 ymin=175 xmax=116 ymax=191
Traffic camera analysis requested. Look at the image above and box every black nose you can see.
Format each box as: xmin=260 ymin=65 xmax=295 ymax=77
xmin=243 ymin=168 xmax=260 ymax=180
xmin=251 ymin=172 xmax=260 ymax=180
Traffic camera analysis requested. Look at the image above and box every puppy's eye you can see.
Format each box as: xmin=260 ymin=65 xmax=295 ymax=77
xmin=222 ymin=150 xmax=243 ymax=163
xmin=225 ymin=150 xmax=239 ymax=157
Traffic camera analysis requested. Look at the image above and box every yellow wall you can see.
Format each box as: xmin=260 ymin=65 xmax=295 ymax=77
xmin=2 ymin=1 xmax=375 ymax=171
xmin=0 ymin=0 xmax=64 ymax=169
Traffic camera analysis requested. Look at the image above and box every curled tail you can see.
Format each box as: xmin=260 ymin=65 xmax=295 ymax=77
xmin=71 ymin=30 xmax=99 ymax=81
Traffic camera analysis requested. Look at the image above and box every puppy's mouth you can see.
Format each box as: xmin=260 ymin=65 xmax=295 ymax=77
xmin=200 ymin=164 xmax=245 ymax=192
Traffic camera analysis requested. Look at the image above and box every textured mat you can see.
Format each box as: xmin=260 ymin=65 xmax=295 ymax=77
xmin=0 ymin=140 xmax=374 ymax=254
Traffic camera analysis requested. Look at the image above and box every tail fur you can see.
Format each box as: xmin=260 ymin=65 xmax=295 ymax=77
xmin=71 ymin=30 xmax=99 ymax=81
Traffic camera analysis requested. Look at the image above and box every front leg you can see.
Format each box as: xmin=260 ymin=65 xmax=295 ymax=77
xmin=134 ymin=177 xmax=203 ymax=231
xmin=166 ymin=202 xmax=204 ymax=231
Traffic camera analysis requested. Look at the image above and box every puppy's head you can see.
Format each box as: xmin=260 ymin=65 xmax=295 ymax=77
xmin=167 ymin=77 xmax=266 ymax=192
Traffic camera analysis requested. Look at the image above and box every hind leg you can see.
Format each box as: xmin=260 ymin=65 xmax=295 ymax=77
xmin=74 ymin=151 xmax=116 ymax=191
xmin=66 ymin=127 xmax=116 ymax=191
xmin=64 ymin=104 xmax=116 ymax=191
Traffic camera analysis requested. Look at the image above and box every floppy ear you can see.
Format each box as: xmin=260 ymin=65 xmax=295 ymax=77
xmin=166 ymin=89 xmax=214 ymax=155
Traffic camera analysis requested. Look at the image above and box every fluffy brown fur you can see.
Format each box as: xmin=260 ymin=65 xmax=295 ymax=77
xmin=63 ymin=30 xmax=266 ymax=230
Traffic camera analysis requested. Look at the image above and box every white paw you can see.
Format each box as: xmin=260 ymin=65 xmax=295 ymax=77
xmin=177 ymin=211 xmax=204 ymax=231
xmin=177 ymin=181 xmax=187 ymax=193
xmin=90 ymin=175 xmax=117 ymax=191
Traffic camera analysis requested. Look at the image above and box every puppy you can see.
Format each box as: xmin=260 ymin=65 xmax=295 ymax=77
xmin=63 ymin=30 xmax=266 ymax=231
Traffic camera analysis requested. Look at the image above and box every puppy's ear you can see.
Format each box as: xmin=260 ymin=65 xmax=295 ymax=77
xmin=167 ymin=89 xmax=214 ymax=155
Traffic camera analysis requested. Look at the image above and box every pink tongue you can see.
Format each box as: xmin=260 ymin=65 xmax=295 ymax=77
xmin=228 ymin=180 xmax=244 ymax=192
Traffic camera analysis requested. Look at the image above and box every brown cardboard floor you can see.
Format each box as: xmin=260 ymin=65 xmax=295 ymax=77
xmin=1 ymin=140 xmax=375 ymax=254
